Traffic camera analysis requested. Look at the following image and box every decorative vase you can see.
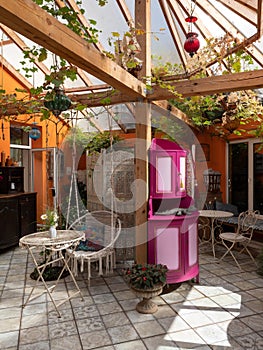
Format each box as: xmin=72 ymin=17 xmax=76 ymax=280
xmin=49 ymin=225 xmax=57 ymax=238
xmin=131 ymin=284 xmax=164 ymax=314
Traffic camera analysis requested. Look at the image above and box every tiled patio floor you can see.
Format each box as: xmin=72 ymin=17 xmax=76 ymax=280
xmin=0 ymin=244 xmax=263 ymax=349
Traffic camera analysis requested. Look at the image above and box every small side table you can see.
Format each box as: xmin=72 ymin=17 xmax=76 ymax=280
xmin=198 ymin=210 xmax=234 ymax=258
xmin=19 ymin=230 xmax=85 ymax=317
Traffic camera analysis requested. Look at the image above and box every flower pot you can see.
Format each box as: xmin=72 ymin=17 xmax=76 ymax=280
xmin=131 ymin=284 xmax=164 ymax=314
xmin=49 ymin=225 xmax=57 ymax=238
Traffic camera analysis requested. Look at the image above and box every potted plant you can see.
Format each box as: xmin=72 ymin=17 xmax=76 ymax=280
xmin=124 ymin=263 xmax=168 ymax=314
xmin=41 ymin=208 xmax=59 ymax=238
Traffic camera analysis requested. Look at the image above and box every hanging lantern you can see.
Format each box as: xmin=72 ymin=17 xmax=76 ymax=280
xmin=44 ymin=87 xmax=72 ymax=117
xmin=184 ymin=11 xmax=200 ymax=57
xmin=184 ymin=32 xmax=200 ymax=57
xmin=29 ymin=123 xmax=41 ymax=141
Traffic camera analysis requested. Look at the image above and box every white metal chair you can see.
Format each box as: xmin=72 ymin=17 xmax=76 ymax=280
xmin=66 ymin=210 xmax=121 ymax=284
xmin=218 ymin=210 xmax=259 ymax=269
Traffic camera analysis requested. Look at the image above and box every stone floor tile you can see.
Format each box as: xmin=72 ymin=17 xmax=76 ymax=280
xmin=244 ymin=299 xmax=263 ymax=313
xmin=158 ymin=315 xmax=191 ymax=333
xmin=0 ymin=306 xmax=21 ymax=319
xmin=19 ymin=340 xmax=50 ymax=350
xmin=21 ymin=301 xmax=47 ymax=316
xmin=48 ymin=306 xmax=74 ymax=324
xmin=21 ymin=313 xmax=48 ymax=329
xmin=153 ymin=304 xmax=177 ymax=318
xmin=194 ymin=323 xmax=230 ymax=346
xmin=185 ymin=296 xmax=220 ymax=309
xmin=80 ymin=329 xmax=112 ymax=349
xmin=92 ymin=293 xmax=116 ymax=304
xmin=239 ymin=313 xmax=263 ymax=332
xmin=102 ymin=311 xmax=130 ymax=328
xmin=217 ymin=318 xmax=254 ymax=338
xmin=113 ymin=290 xmax=136 ymax=301
xmin=88 ymin=284 xmax=111 ymax=295
xmin=160 ymin=291 xmax=185 ymax=304
xmin=76 ymin=315 xmax=105 ymax=334
xmin=108 ymin=282 xmax=129 ymax=292
xmin=143 ymin=334 xmax=179 ymax=349
xmin=169 ymin=328 xmax=206 ymax=348
xmin=49 ymin=335 xmax=82 ymax=350
xmin=70 ymin=295 xmax=93 ymax=307
xmin=234 ymin=332 xmax=263 ymax=349
xmin=19 ymin=325 xmax=49 ymax=345
xmin=133 ymin=319 xmax=165 ymax=338
xmin=107 ymin=324 xmax=139 ymax=343
xmin=246 ymin=287 xmax=263 ymax=299
xmin=118 ymin=298 xmax=139 ymax=311
xmin=232 ymin=280 xmax=258 ymax=291
xmin=48 ymin=320 xmax=78 ymax=339
xmin=248 ymin=278 xmax=263 ymax=288
xmin=97 ymin=300 xmax=123 ymax=315
xmin=0 ymin=317 xmax=20 ymax=333
xmin=210 ymin=292 xmax=241 ymax=307
xmin=114 ymin=339 xmax=147 ymax=350
xmin=178 ymin=309 xmax=215 ymax=328
xmin=126 ymin=310 xmax=155 ymax=323
xmin=0 ymin=331 xmax=19 ymax=349
xmin=72 ymin=304 xmax=99 ymax=320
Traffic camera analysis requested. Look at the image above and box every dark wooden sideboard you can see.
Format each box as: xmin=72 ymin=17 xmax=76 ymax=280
xmin=0 ymin=192 xmax=37 ymax=250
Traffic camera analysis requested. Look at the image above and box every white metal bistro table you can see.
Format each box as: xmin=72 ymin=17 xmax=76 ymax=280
xmin=198 ymin=210 xmax=234 ymax=258
xmin=19 ymin=230 xmax=85 ymax=317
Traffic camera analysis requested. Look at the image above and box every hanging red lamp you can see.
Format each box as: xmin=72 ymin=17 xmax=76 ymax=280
xmin=184 ymin=15 xmax=200 ymax=57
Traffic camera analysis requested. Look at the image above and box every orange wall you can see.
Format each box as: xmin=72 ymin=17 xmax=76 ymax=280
xmin=195 ymin=132 xmax=226 ymax=202
xmin=0 ymin=67 xmax=71 ymax=222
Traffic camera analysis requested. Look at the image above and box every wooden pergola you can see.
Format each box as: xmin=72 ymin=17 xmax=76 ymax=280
xmin=0 ymin=0 xmax=263 ymax=262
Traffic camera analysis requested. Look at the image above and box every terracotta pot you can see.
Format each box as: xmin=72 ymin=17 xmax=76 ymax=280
xmin=131 ymin=284 xmax=164 ymax=314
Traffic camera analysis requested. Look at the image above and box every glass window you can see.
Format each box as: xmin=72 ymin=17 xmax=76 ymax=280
xmin=10 ymin=125 xmax=29 ymax=146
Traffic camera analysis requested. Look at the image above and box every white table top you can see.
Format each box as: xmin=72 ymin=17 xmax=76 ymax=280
xmin=198 ymin=210 xmax=234 ymax=219
xmin=19 ymin=230 xmax=85 ymax=249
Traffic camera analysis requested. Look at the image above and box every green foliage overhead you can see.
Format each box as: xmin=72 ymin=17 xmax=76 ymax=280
xmin=85 ymin=131 xmax=121 ymax=154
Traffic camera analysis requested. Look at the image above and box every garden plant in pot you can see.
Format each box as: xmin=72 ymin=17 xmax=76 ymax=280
xmin=124 ymin=263 xmax=168 ymax=314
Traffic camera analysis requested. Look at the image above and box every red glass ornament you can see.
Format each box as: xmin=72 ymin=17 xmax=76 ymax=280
xmin=184 ymin=32 xmax=200 ymax=57
xmin=185 ymin=16 xmax=198 ymax=23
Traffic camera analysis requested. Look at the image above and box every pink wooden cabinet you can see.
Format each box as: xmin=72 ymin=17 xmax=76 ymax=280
xmin=148 ymin=138 xmax=199 ymax=284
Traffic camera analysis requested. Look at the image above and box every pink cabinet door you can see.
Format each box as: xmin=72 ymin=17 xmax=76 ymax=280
xmin=150 ymin=151 xmax=187 ymax=198
xmin=148 ymin=219 xmax=199 ymax=284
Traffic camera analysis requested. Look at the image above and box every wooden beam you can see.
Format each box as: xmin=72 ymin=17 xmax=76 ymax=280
xmin=0 ymin=0 xmax=146 ymax=99
xmin=135 ymin=0 xmax=151 ymax=264
xmin=0 ymin=24 xmax=50 ymax=76
xmin=68 ymin=68 xmax=263 ymax=106
xmin=158 ymin=0 xmax=188 ymax=68
xmin=153 ymin=100 xmax=194 ymax=127
xmin=258 ymin=0 xmax=263 ymax=37
xmin=216 ymin=0 xmax=257 ymax=25
xmin=116 ymin=0 xmax=135 ymax=27
xmin=149 ymin=69 xmax=263 ymax=100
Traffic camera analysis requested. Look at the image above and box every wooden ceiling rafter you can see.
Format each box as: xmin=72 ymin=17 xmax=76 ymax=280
xmin=116 ymin=0 xmax=135 ymax=28
xmin=216 ymin=0 xmax=257 ymax=25
xmin=158 ymin=0 xmax=188 ymax=68
xmin=0 ymin=24 xmax=51 ymax=76
xmin=0 ymin=0 xmax=263 ymax=123
xmin=0 ymin=0 xmax=147 ymax=99
xmin=57 ymin=0 xmax=137 ymax=133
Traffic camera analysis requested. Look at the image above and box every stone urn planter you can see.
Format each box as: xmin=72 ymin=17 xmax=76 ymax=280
xmin=131 ymin=283 xmax=165 ymax=314
xmin=124 ymin=263 xmax=168 ymax=314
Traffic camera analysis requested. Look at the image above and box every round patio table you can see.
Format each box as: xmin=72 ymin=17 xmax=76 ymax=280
xmin=198 ymin=210 xmax=234 ymax=258
xmin=20 ymin=230 xmax=85 ymax=317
